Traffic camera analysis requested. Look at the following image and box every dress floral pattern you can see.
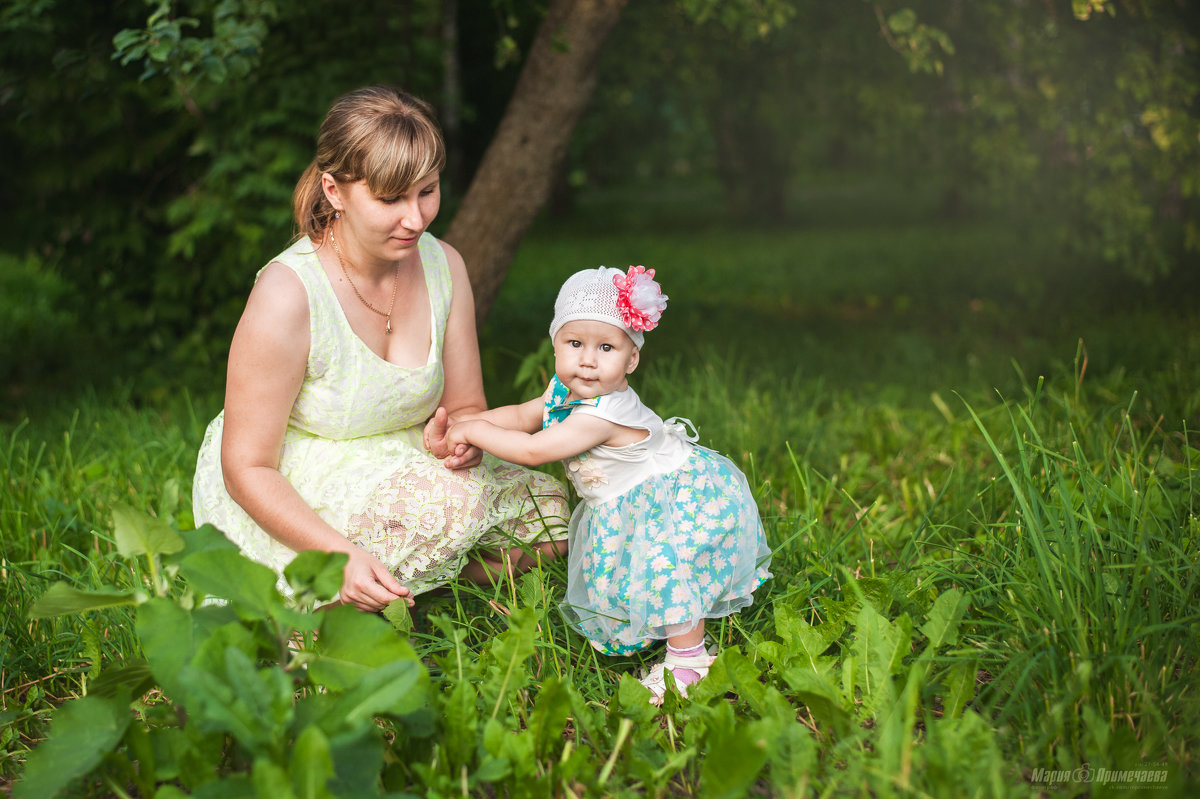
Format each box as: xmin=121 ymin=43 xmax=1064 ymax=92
xmin=543 ymin=376 xmax=772 ymax=655
xmin=192 ymin=234 xmax=569 ymax=596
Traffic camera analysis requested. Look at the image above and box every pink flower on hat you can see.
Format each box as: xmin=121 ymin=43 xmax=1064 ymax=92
xmin=612 ymin=265 xmax=668 ymax=332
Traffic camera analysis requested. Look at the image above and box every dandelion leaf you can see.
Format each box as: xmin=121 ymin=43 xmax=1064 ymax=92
xmin=290 ymin=725 xmax=336 ymax=799
xmin=137 ymin=597 xmax=196 ymax=699
xmin=251 ymin=758 xmax=294 ymax=799
xmin=285 ymin=550 xmax=347 ymax=603
xmin=27 ymin=582 xmax=136 ymax=618
xmin=615 ymin=673 xmax=660 ymax=725
xmin=169 ymin=523 xmax=239 ymax=563
xmin=850 ymin=604 xmax=912 ymax=716
xmin=440 ymin=679 xmax=480 ymax=768
xmin=179 ymin=548 xmax=282 ymax=619
xmin=309 ymin=604 xmax=418 ymax=690
xmin=112 ymin=501 xmax=184 ymax=557
xmin=942 ymin=658 xmax=979 ymax=719
xmin=698 ymin=703 xmax=768 ymax=799
xmin=327 ymin=728 xmax=386 ymax=796
xmin=775 ymin=605 xmax=844 ymax=670
xmin=529 ymin=676 xmax=573 ymax=758
xmin=919 ymin=588 xmax=969 ymax=651
xmin=780 ymin=666 xmax=852 ymax=735
xmin=14 ymin=693 xmax=131 ymax=799
xmin=322 ymin=658 xmax=428 ymax=728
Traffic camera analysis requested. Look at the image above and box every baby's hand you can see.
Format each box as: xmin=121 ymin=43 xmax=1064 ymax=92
xmin=444 ymin=420 xmax=472 ymax=450
xmin=442 ymin=420 xmax=482 ymax=470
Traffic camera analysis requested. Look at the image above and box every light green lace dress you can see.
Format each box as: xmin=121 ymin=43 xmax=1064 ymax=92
xmin=192 ymin=234 xmax=569 ymax=596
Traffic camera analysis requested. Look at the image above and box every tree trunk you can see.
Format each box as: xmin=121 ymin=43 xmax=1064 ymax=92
xmin=444 ymin=0 xmax=628 ymax=325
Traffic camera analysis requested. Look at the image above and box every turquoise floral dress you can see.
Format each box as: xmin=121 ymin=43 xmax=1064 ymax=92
xmin=192 ymin=234 xmax=569 ymax=597
xmin=543 ymin=376 xmax=772 ymax=655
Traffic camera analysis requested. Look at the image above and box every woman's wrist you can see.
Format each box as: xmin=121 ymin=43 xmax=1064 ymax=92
xmin=445 ymin=405 xmax=486 ymax=425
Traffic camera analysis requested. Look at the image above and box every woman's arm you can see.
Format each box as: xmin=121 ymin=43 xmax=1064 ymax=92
xmin=425 ymin=239 xmax=488 ymax=468
xmin=220 ymin=263 xmax=412 ymax=611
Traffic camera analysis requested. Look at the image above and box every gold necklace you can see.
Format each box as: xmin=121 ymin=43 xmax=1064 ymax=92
xmin=329 ymin=227 xmax=400 ymax=334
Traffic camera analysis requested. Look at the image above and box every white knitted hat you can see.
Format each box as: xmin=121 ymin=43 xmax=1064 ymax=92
xmin=549 ymin=266 xmax=667 ymax=349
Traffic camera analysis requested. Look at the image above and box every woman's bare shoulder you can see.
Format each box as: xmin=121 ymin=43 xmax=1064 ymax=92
xmin=238 ymin=261 xmax=309 ymax=338
xmin=434 ymin=237 xmax=467 ymax=278
xmin=248 ymin=261 xmax=307 ymax=309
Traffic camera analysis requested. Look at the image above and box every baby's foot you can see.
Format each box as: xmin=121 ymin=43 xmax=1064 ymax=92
xmin=639 ymin=643 xmax=715 ymax=705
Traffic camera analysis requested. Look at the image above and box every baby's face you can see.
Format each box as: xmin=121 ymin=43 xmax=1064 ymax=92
xmin=552 ymin=320 xmax=639 ymax=400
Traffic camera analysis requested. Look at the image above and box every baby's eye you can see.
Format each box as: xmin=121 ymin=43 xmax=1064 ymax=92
xmin=568 ymin=340 xmax=581 ymax=348
xmin=600 ymin=343 xmax=613 ymax=352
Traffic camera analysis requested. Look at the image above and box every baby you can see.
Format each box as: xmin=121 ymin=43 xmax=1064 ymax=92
xmin=442 ymin=265 xmax=772 ymax=703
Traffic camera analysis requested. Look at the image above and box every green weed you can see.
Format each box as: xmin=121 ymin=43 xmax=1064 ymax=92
xmin=3 ymin=205 xmax=1198 ymax=794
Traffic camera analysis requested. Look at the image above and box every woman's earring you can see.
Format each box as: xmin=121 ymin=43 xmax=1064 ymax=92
xmin=334 ymin=210 xmax=341 ymax=219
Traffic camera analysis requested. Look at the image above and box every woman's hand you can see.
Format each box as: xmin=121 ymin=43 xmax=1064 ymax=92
xmin=444 ymin=441 xmax=483 ymax=470
xmin=339 ymin=547 xmax=414 ymax=612
xmin=422 ymin=407 xmax=455 ymax=457
xmin=424 ymin=407 xmax=483 ymax=469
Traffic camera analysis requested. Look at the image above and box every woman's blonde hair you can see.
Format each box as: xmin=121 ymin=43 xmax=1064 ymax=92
xmin=293 ymin=86 xmax=446 ymax=241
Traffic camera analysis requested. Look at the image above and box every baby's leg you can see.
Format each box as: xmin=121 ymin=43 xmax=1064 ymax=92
xmin=667 ymin=622 xmax=705 ymax=651
xmin=639 ymin=620 xmax=715 ymax=703
xmin=665 ymin=621 xmax=708 ymax=686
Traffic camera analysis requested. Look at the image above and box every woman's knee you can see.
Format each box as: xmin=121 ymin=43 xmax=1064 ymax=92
xmin=535 ymin=539 xmax=568 ymax=560
xmin=511 ymin=539 xmax=566 ymax=570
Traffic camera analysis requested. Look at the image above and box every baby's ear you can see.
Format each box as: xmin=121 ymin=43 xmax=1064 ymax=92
xmin=626 ymin=348 xmax=640 ymax=374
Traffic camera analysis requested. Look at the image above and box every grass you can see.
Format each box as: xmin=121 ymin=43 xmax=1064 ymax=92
xmin=2 ymin=175 xmax=1199 ymax=795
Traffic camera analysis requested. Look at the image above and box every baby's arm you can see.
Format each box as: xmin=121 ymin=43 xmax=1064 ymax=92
xmin=447 ymin=412 xmax=617 ymax=468
xmin=452 ymin=397 xmax=544 ymax=433
xmin=426 ymin=398 xmax=542 ymax=466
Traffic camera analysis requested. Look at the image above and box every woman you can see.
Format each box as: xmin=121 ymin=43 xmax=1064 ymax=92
xmin=192 ymin=86 xmax=569 ymax=611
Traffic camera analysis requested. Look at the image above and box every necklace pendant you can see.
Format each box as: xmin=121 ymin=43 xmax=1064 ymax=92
xmin=385 ymin=318 xmax=392 ymax=334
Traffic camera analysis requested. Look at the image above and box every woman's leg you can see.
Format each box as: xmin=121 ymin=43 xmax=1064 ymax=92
xmin=461 ymin=538 xmax=568 ymax=585
xmin=346 ymin=457 xmax=568 ymax=594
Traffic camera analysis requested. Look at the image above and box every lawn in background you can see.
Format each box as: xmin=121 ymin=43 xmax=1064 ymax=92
xmin=3 ymin=174 xmax=1197 ymax=795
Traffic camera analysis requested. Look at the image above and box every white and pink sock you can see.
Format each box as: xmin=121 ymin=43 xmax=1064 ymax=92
xmin=666 ymin=642 xmax=708 ymax=686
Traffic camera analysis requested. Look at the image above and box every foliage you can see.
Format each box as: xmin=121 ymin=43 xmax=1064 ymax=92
xmin=924 ymin=0 xmax=1200 ymax=281
xmin=0 ymin=253 xmax=81 ymax=394
xmin=2 ymin=0 xmax=1196 ymax=400
xmin=4 ymin=360 xmax=1197 ymax=795
xmin=676 ymin=0 xmax=797 ymax=41
xmin=4 ymin=192 xmax=1199 ymax=790
xmin=580 ymin=0 xmax=1198 ymax=279
xmin=16 ymin=512 xmax=435 ymax=799
xmin=0 ymin=0 xmax=449 ymax=395
xmin=112 ymin=0 xmax=279 ymax=100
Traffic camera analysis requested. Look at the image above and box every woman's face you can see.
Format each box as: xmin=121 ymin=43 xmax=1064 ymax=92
xmin=325 ymin=171 xmax=441 ymax=264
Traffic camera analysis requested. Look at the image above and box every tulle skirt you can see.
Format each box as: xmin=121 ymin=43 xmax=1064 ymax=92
xmin=560 ymin=447 xmax=772 ymax=655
